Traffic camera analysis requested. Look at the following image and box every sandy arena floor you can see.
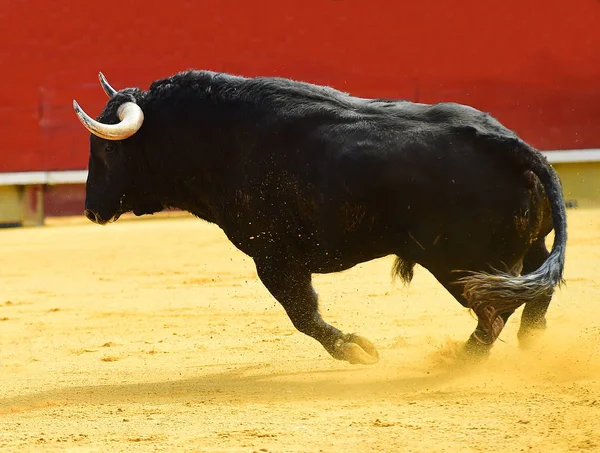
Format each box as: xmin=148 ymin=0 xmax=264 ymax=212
xmin=0 ymin=209 xmax=598 ymax=452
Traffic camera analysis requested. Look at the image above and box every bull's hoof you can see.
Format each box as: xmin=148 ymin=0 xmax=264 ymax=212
xmin=461 ymin=334 xmax=492 ymax=362
xmin=333 ymin=334 xmax=380 ymax=365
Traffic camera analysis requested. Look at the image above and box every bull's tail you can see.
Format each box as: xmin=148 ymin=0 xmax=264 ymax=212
xmin=457 ymin=138 xmax=567 ymax=332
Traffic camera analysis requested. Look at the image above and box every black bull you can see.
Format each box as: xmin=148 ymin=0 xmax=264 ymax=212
xmin=73 ymin=70 xmax=567 ymax=365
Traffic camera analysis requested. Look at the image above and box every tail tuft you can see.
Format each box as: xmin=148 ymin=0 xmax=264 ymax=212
xmin=392 ymin=256 xmax=415 ymax=285
xmin=457 ymin=246 xmax=565 ymax=333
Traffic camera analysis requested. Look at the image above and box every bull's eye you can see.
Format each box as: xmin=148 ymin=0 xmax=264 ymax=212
xmin=105 ymin=143 xmax=115 ymax=154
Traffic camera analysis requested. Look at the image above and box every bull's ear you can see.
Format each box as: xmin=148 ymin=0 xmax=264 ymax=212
xmin=99 ymin=72 xmax=118 ymax=98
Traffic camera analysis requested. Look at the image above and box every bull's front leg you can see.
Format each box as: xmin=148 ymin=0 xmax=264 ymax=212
xmin=254 ymin=259 xmax=379 ymax=365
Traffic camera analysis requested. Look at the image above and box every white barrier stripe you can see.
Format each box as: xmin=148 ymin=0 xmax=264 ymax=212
xmin=0 ymin=170 xmax=87 ymax=185
xmin=540 ymin=149 xmax=600 ymax=163
xmin=46 ymin=170 xmax=88 ymax=184
xmin=0 ymin=149 xmax=598 ymax=186
xmin=0 ymin=171 xmax=48 ymax=185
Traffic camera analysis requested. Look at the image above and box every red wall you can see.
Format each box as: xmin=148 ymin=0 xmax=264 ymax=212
xmin=1 ymin=0 xmax=599 ymax=173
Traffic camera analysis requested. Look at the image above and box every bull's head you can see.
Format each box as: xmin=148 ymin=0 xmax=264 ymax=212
xmin=73 ymin=73 xmax=161 ymax=225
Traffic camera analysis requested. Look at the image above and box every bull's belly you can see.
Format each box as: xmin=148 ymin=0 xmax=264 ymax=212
xmin=221 ymin=216 xmax=394 ymax=273
xmin=291 ymin=219 xmax=399 ymax=273
xmin=305 ymin=247 xmax=391 ymax=274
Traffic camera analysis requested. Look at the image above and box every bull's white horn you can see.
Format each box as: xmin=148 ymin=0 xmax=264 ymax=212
xmin=73 ymin=100 xmax=144 ymax=140
xmin=98 ymin=72 xmax=118 ymax=98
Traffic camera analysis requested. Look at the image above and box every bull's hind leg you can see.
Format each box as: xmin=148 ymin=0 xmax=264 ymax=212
xmin=463 ymin=308 xmax=515 ymax=357
xmin=517 ymin=239 xmax=553 ymax=349
xmin=254 ymin=259 xmax=379 ymax=365
xmin=433 ymin=271 xmax=517 ymax=359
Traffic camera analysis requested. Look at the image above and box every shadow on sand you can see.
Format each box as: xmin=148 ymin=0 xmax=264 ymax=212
xmin=0 ymin=356 xmax=483 ymax=413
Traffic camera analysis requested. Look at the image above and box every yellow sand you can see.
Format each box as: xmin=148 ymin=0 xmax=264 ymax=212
xmin=0 ymin=209 xmax=598 ymax=452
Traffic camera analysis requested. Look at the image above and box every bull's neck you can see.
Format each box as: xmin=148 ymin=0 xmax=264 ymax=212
xmin=145 ymin=101 xmax=256 ymax=225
